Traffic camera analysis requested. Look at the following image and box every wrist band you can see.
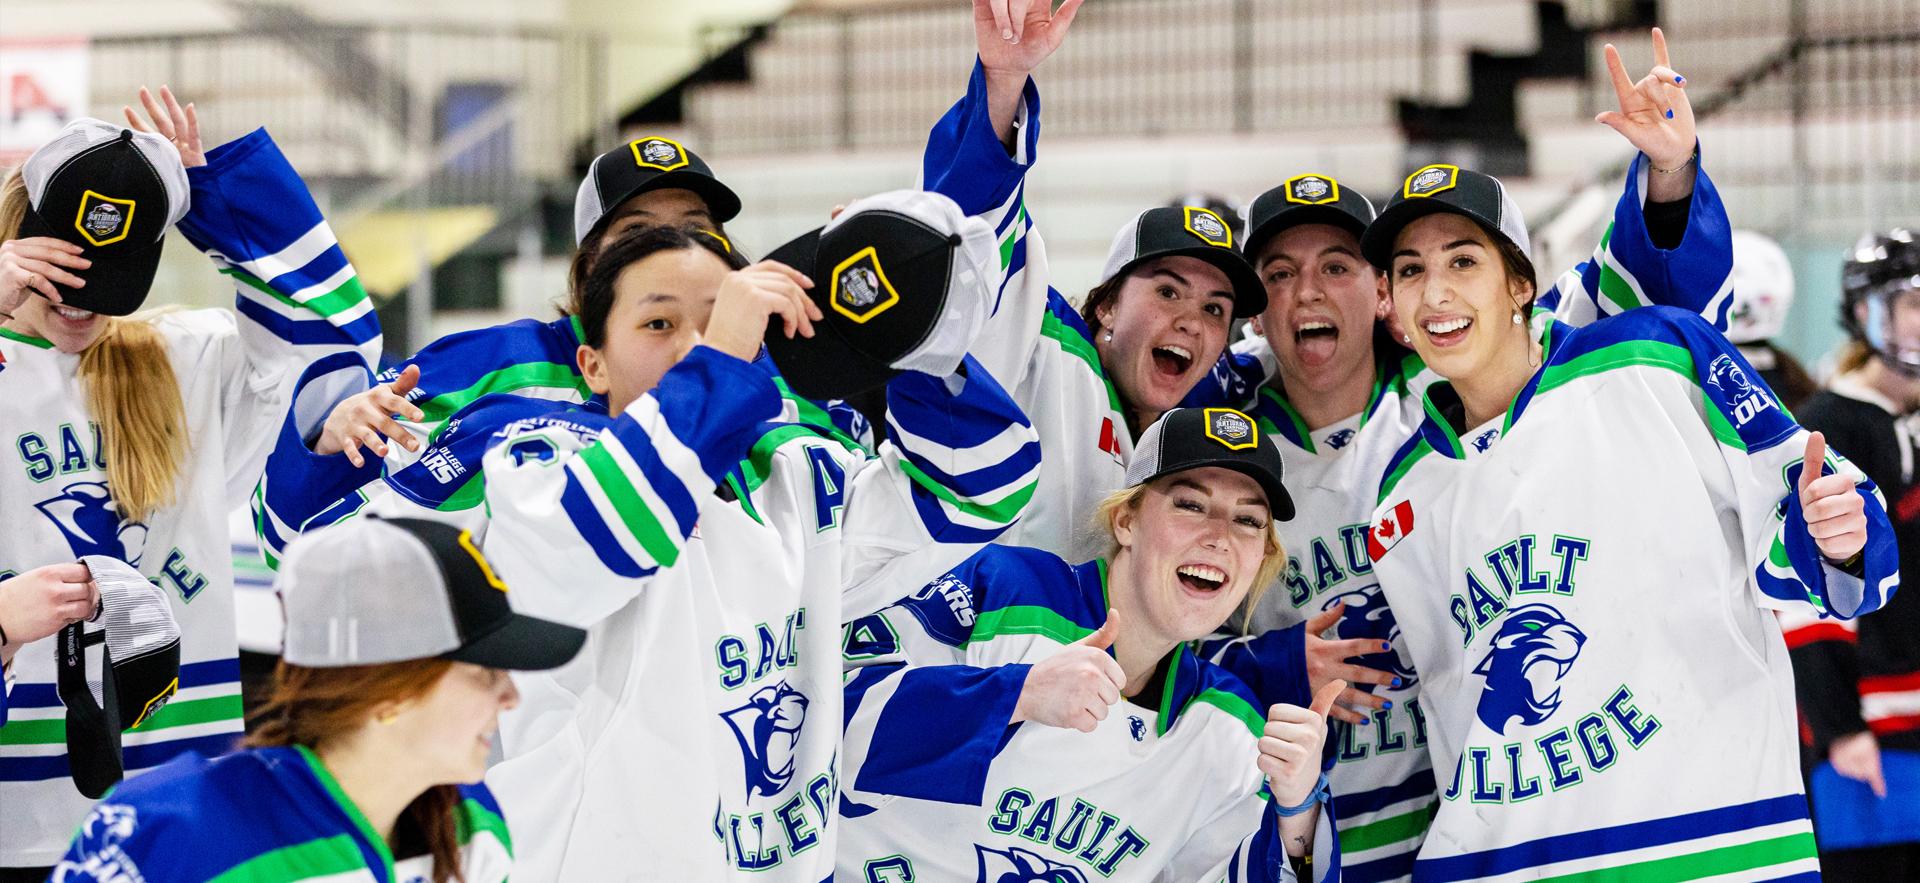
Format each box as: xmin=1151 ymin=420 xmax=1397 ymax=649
xmin=1273 ymin=772 xmax=1329 ymax=817
xmin=1651 ymin=152 xmax=1696 ymax=175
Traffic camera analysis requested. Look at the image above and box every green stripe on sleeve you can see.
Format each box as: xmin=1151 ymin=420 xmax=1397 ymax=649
xmin=897 ymin=459 xmax=1038 ymax=526
xmin=456 ymin=797 xmax=514 ymax=851
xmin=968 ymin=605 xmax=1092 ymax=646
xmin=1592 ymin=224 xmax=1644 ymax=316
xmin=417 ymin=362 xmax=593 ymax=428
xmin=221 ymin=267 xmax=368 ymax=319
xmin=577 ymin=443 xmax=682 ymax=567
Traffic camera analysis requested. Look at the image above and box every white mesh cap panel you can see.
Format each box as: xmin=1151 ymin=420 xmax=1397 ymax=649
xmin=1099 ymin=210 xmax=1150 ymax=284
xmin=75 ymin=556 xmax=181 ymax=705
xmin=1123 ymin=416 xmax=1169 ymax=489
xmin=279 ymin=519 xmax=462 ymax=666
xmin=573 ymin=156 xmax=608 ymax=245
xmin=22 ymin=118 xmax=190 ymax=236
xmin=1491 ymin=177 xmax=1531 ymax=257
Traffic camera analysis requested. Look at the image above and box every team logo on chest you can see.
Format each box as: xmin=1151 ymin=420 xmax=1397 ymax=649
xmin=1325 ymin=427 xmax=1355 ymax=450
xmin=50 ymin=803 xmax=143 ymax=883
xmin=1323 ymin=587 xmax=1417 ymax=687
xmin=34 ymin=481 xmax=148 ymax=566
xmin=1472 ymin=605 xmax=1587 ymax=734
xmin=1471 ymin=428 xmax=1499 ymax=453
xmin=75 ymin=191 xmax=136 ymax=247
xmin=974 ymin=844 xmax=1089 ymax=883
xmin=720 ymin=681 xmax=810 ymax=801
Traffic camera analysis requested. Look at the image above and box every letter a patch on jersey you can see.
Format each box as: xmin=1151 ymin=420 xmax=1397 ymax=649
xmin=1367 ymin=500 xmax=1414 ymax=562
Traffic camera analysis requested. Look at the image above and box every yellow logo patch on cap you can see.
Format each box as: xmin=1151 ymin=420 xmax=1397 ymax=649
xmin=1284 ymin=174 xmax=1341 ymax=206
xmin=1183 ymin=206 xmax=1233 ymax=249
xmin=830 ymin=246 xmax=900 ymax=323
xmin=630 ymin=136 xmax=690 ymax=173
xmin=458 ymin=529 xmax=509 ymax=592
xmin=74 ymin=190 xmax=135 ymax=247
xmin=1203 ymin=407 xmax=1258 ymax=451
xmin=1403 ymin=164 xmax=1460 ymax=199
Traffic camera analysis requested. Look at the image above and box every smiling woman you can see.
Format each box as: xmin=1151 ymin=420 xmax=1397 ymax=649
xmin=837 ymin=406 xmax=1339 ymax=882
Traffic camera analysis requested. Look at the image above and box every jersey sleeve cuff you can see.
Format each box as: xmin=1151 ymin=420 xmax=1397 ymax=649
xmin=1769 ymin=482 xmax=1897 ymax=620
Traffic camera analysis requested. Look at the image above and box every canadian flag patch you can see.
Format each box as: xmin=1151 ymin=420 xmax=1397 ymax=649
xmin=1366 ymin=500 xmax=1415 ymax=561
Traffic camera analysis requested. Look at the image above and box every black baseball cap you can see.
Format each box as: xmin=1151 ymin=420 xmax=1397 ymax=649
xmin=763 ymin=190 xmax=999 ymax=400
xmin=278 ymin=516 xmax=586 ymax=672
xmin=1243 ymin=173 xmax=1378 ymax=262
xmin=1100 ymin=205 xmax=1266 ymax=318
xmin=1361 ymin=164 xmax=1532 ymax=271
xmin=573 ymin=136 xmax=741 ymax=244
xmin=59 ymin=556 xmax=183 ymax=798
xmin=17 ymin=119 xmax=191 ymax=316
xmin=1125 ymin=407 xmax=1294 ymax=521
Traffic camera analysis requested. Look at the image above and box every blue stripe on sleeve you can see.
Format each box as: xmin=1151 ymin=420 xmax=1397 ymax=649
xmin=649 ymin=346 xmax=783 ymax=484
xmin=178 ymin=129 xmax=323 ymax=258
xmin=922 ymin=60 xmax=1039 ymax=217
xmin=848 ymin=663 xmax=1027 ymax=805
xmin=0 ymin=732 xmax=242 ymax=782
xmin=558 ymin=470 xmax=653 ymax=579
xmin=235 ymin=297 xmax=380 ymax=346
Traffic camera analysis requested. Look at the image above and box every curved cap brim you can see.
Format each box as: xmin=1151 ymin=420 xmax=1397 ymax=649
xmin=445 ymin=612 xmax=588 ymax=672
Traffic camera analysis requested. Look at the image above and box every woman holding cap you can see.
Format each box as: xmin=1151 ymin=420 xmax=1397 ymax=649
xmin=0 ymin=565 xmax=100 ymax=730
xmin=837 ymin=406 xmax=1336 ymax=882
xmin=1202 ymin=29 xmax=1738 ymax=882
xmin=473 ymin=190 xmax=1040 ymax=880
xmin=0 ymin=89 xmax=381 ymax=876
xmin=50 ymin=516 xmax=586 ymax=883
xmin=1352 ymin=128 xmax=1898 ymax=875
xmin=248 ymin=133 xmax=872 ymax=564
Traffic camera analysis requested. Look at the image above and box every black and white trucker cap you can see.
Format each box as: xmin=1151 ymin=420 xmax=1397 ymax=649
xmin=58 ymin=556 xmax=183 ymax=798
xmin=1124 ymin=406 xmax=1294 ymax=521
xmin=1099 ymin=205 xmax=1266 ymax=318
xmin=573 ymin=136 xmax=742 ymax=244
xmin=1361 ymin=164 xmax=1531 ymax=271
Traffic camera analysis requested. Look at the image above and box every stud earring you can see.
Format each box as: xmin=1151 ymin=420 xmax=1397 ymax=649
xmin=1511 ymin=310 xmax=1523 ymax=326
xmin=1103 ymin=330 xmax=1113 ymax=343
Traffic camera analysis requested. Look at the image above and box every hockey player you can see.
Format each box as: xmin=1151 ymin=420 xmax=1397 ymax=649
xmin=250 ymin=136 xmax=870 ymax=565
xmin=838 ymin=406 xmax=1337 ymax=882
xmin=1727 ymin=229 xmax=1817 ymax=409
xmin=0 ymin=90 xmax=381 ymax=875
xmin=915 ymin=0 xmax=1266 ymax=565
xmin=474 ymin=191 xmax=1042 ymax=880
xmin=1212 ymin=29 xmax=1738 ymax=882
xmin=1358 ymin=157 xmax=1898 ymax=880
xmin=49 ymin=516 xmax=587 ymax=883
xmin=1784 ymin=228 xmax=1920 ymax=877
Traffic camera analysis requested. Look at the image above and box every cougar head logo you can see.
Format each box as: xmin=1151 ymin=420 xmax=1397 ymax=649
xmin=34 ymin=482 xmax=147 ymax=565
xmin=1472 ymin=604 xmax=1587 ymax=734
xmin=719 ymin=681 xmax=809 ymax=801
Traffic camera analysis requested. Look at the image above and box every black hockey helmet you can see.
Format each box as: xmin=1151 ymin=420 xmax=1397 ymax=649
xmin=1840 ymin=228 xmax=1920 ymax=374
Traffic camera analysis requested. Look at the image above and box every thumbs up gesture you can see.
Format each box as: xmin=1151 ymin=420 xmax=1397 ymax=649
xmin=1799 ymin=432 xmax=1869 ymax=562
xmin=1260 ymin=680 xmax=1343 ymax=807
xmin=1012 ymin=607 xmax=1128 ymax=733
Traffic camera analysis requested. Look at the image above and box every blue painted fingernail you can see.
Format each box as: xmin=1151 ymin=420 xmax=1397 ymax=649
xmin=1360 ymin=718 xmax=1371 ymax=726
xmin=1392 ymin=677 xmax=1403 ymax=688
xmin=1674 ymin=74 xmax=1685 ymax=84
xmin=1383 ymin=700 xmax=1395 ymax=710
xmin=1381 ymin=642 xmax=1392 ymax=652
xmin=1665 ymin=108 xmax=1674 ymax=119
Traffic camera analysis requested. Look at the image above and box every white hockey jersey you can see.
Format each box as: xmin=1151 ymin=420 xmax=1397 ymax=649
xmin=0 ymin=129 xmax=379 ymax=866
xmin=839 ymin=546 xmax=1326 ymax=883
xmin=477 ymin=347 xmax=1040 ymax=881
xmin=1366 ymin=307 xmax=1898 ymax=881
xmin=918 ymin=63 xmax=1130 ymax=566
xmin=1217 ymin=151 xmax=1739 ymax=883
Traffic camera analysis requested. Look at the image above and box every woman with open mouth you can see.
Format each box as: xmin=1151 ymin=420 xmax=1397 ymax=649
xmin=838 ymin=405 xmax=1342 ymax=882
xmin=1354 ymin=144 xmax=1898 ymax=880
xmin=914 ymin=0 xmax=1266 ymax=565
xmin=0 ymin=89 xmax=381 ymax=879
xmin=1204 ymin=28 xmax=1739 ymax=883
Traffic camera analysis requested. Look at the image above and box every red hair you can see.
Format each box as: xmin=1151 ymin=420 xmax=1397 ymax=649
xmin=245 ymin=659 xmax=466 ymax=883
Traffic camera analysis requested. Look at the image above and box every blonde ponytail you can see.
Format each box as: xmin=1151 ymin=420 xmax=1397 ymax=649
xmin=79 ymin=318 xmax=187 ymax=523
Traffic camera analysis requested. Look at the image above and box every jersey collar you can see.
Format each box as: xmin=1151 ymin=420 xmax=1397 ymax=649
xmin=1253 ymin=355 xmax=1402 ymax=455
xmin=1414 ymin=320 xmax=1564 ymax=460
xmin=0 ymin=326 xmax=54 ymax=348
xmin=293 ymin=744 xmax=398 ymax=882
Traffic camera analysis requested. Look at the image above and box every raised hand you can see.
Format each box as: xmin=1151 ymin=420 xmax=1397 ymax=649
xmin=123 ymin=85 xmax=205 ymax=168
xmin=703 ymin=260 xmax=820 ymax=362
xmin=1303 ymin=602 xmax=1399 ymax=725
xmin=1012 ymin=607 xmax=1127 ymax=732
xmin=1800 ymin=432 xmax=1869 ymax=562
xmin=316 ymin=364 xmax=427 ymax=468
xmin=1594 ymin=28 xmax=1695 ymax=175
xmin=1259 ymin=679 xmax=1342 ymax=807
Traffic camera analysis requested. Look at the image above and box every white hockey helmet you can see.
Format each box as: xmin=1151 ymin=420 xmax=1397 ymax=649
xmin=1727 ymin=230 xmax=1795 ymax=344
